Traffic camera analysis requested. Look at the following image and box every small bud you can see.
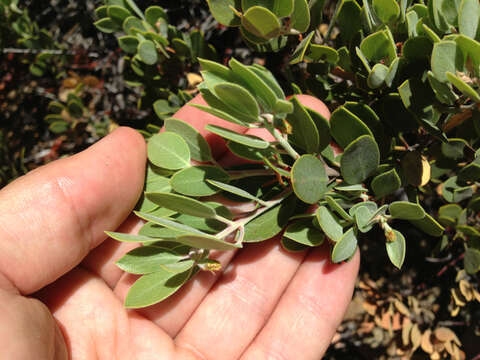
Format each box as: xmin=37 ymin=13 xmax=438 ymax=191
xmin=385 ymin=228 xmax=396 ymax=242
xmin=198 ymin=261 xmax=222 ymax=272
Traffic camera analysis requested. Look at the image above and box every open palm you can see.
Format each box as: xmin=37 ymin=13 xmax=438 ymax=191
xmin=0 ymin=95 xmax=359 ymax=360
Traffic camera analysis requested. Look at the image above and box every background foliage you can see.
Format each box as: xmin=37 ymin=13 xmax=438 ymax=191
xmin=1 ymin=0 xmax=480 ymax=358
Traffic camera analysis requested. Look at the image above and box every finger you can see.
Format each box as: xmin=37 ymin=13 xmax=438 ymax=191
xmin=37 ymin=268 xmax=197 ymax=360
xmin=173 ymin=238 xmax=307 ymax=360
xmin=81 ymin=214 xmax=143 ymax=288
xmin=240 ymin=246 xmax=360 ymax=360
xmin=0 ymin=127 xmax=146 ymax=294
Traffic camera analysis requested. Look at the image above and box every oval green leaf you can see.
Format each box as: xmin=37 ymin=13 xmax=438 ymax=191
xmin=145 ymin=193 xmax=216 ymax=218
xmin=291 ymin=155 xmax=327 ymax=204
xmin=331 ymin=228 xmax=358 ymax=263
xmin=340 ymin=135 xmax=380 ymax=184
xmin=170 ymin=166 xmax=229 ymax=197
xmin=386 ymin=230 xmax=406 ymax=269
xmin=147 ymin=132 xmax=190 ymax=170
xmin=389 ymin=201 xmax=425 ymax=220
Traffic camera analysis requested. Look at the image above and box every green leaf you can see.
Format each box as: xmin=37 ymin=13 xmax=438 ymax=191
xmin=116 ymin=246 xmax=185 ymax=274
xmin=145 ymin=6 xmax=167 ymax=27
xmin=359 ymin=30 xmax=397 ymax=65
xmin=410 ymin=213 xmax=445 ymax=237
xmin=291 ymin=155 xmax=327 ymax=204
xmin=107 ymin=5 xmax=131 ymax=23
xmin=367 ymin=63 xmax=389 ymax=89
xmin=137 ymin=176 xmax=172 ymax=213
xmin=229 ymin=58 xmax=279 ymax=111
xmin=123 ymin=16 xmax=148 ymax=34
xmin=283 ymin=219 xmax=325 ymax=246
xmin=243 ymin=197 xmax=296 ymax=242
xmin=459 ymin=0 xmax=480 ymax=39
xmin=290 ymin=31 xmax=315 ymax=64
xmin=427 ymin=71 xmax=459 ymax=105
xmin=207 ymin=180 xmax=267 ymax=205
xmin=105 ymin=231 xmax=155 ymax=243
xmin=118 ymin=35 xmax=139 ymax=54
xmin=95 ymin=5 xmax=108 ymax=19
xmin=241 ymin=0 xmax=294 ymax=18
xmin=331 ymin=228 xmax=357 ymax=263
xmin=94 ymin=17 xmax=118 ymax=33
xmin=281 ymin=237 xmax=310 ymax=252
xmin=207 ymin=0 xmax=241 ymax=26
xmin=190 ymin=103 xmax=248 ymax=127
xmin=305 ymin=107 xmax=331 ymax=152
xmin=455 ymin=35 xmax=480 ymax=77
xmin=138 ymin=40 xmax=158 ymax=65
xmin=459 ymin=162 xmax=480 ymax=182
xmin=464 ymin=247 xmax=480 ymax=274
xmin=145 ymin=193 xmax=217 ymax=218
xmin=170 ymin=166 xmax=229 ymax=197
xmin=147 ymin=132 xmax=190 ymax=170
xmin=431 ymin=41 xmax=464 ymax=83
xmin=386 ymin=230 xmax=406 ymax=269
xmin=340 ymin=135 xmax=380 ymax=184
xmin=227 ymin=141 xmax=275 ymax=161
xmin=124 ymin=0 xmax=145 ymax=19
xmin=336 ymin=0 xmax=363 ymax=43
xmin=164 ymin=118 xmax=213 ymax=162
xmin=372 ymin=0 xmax=400 ymax=24
xmin=125 ymin=266 xmax=193 ymax=308
xmin=205 ymin=124 xmax=269 ymax=149
xmin=139 ymin=222 xmax=184 ymax=239
xmin=213 ymin=82 xmax=259 ymax=118
xmin=354 ymin=206 xmax=374 ymax=233
xmin=441 ymin=176 xmax=474 ymax=202
xmin=446 ymin=72 xmax=480 ymax=102
xmin=49 ymin=121 xmax=69 ymax=134
xmin=330 ymin=107 xmax=373 ymax=149
xmin=457 ymin=225 xmax=480 ymax=237
xmin=287 ymin=96 xmax=320 ymax=153
xmin=349 ymin=201 xmax=378 ymax=217
xmin=371 ymin=168 xmax=401 ymax=198
xmin=389 ymin=201 xmax=425 ymax=220
xmin=439 ymin=204 xmax=462 ymax=219
xmin=135 ymin=212 xmax=208 ymax=236
xmin=315 ymin=206 xmax=343 ymax=242
xmin=241 ymin=6 xmax=281 ymax=40
xmin=306 ymin=45 xmax=339 ymax=64
xmin=175 ymin=234 xmax=242 ymax=250
xmin=290 ymin=0 xmax=310 ymax=32
xmin=325 ymin=196 xmax=352 ymax=222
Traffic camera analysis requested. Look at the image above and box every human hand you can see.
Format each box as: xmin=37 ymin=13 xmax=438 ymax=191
xmin=0 ymin=94 xmax=359 ymax=359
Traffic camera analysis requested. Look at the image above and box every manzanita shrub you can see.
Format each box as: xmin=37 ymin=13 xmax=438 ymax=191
xmin=100 ymin=0 xmax=480 ymax=311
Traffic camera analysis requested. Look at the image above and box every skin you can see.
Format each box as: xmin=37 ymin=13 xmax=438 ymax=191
xmin=0 ymin=94 xmax=359 ymax=360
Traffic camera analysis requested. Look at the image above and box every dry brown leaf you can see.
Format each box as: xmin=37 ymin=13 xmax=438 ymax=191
xmin=445 ymin=340 xmax=454 ymax=356
xmin=434 ymin=327 xmax=456 ymax=343
xmin=358 ymin=321 xmax=375 ymax=335
xmin=362 ymin=301 xmax=377 ymax=316
xmin=451 ymin=288 xmax=467 ymax=306
xmin=473 ymin=289 xmax=480 ymax=302
xmin=421 ymin=329 xmax=433 ymax=353
xmin=451 ymin=306 xmax=460 ymax=317
xmin=63 ymin=77 xmax=79 ymax=88
xmin=187 ymin=73 xmax=203 ymax=88
xmin=402 ymin=318 xmax=412 ymax=347
xmin=82 ymin=75 xmax=100 ymax=88
xmin=459 ymin=280 xmax=473 ymax=301
xmin=410 ymin=324 xmax=422 ymax=351
xmin=394 ymin=299 xmax=410 ymax=317
xmin=430 ymin=351 xmax=441 ymax=360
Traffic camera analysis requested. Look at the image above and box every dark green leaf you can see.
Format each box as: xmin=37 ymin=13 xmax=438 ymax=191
xmin=118 ymin=35 xmax=139 ymax=54
xmin=389 ymin=201 xmax=425 ymax=220
xmin=464 ymin=247 xmax=480 ymax=274
xmin=283 ymin=219 xmax=325 ymax=246
xmin=325 ymin=196 xmax=352 ymax=221
xmin=170 ymin=166 xmax=229 ymax=197
xmin=287 ymin=96 xmax=320 ymax=153
xmin=373 ymin=0 xmax=400 ymax=24
xmin=207 ymin=0 xmax=241 ymax=26
xmin=94 ymin=17 xmax=118 ymax=33
xmin=290 ymin=0 xmax=310 ymax=32
xmin=431 ymin=41 xmax=464 ymax=83
xmin=330 ymin=106 xmax=374 ymax=149
xmin=214 ymin=82 xmax=259 ymax=118
xmin=241 ymin=6 xmax=281 ymax=40
xmin=371 ymin=168 xmax=401 ymax=198
xmin=205 ymin=124 xmax=269 ymax=149
xmin=340 ymin=135 xmax=380 ymax=184
xmin=410 ymin=213 xmax=445 ymax=237
xmin=145 ymin=6 xmax=167 ymax=27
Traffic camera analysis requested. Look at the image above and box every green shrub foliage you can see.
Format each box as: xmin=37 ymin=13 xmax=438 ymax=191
xmin=96 ymin=0 xmax=480 ymax=309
